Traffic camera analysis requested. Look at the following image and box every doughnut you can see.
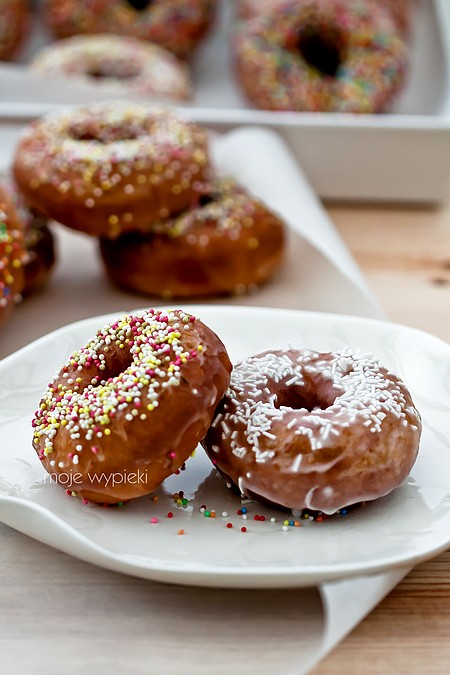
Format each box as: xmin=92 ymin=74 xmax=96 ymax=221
xmin=32 ymin=308 xmax=232 ymax=504
xmin=13 ymin=102 xmax=212 ymax=239
xmin=9 ymin=185 xmax=57 ymax=296
xmin=44 ymin=0 xmax=216 ymax=59
xmin=22 ymin=217 xmax=56 ymax=296
xmin=238 ymin=0 xmax=411 ymax=36
xmin=98 ymin=177 xmax=287 ymax=299
xmin=30 ymin=35 xmax=192 ymax=102
xmin=4 ymin=181 xmax=56 ymax=295
xmin=203 ymin=347 xmax=422 ymax=514
xmin=0 ymin=182 xmax=25 ymax=326
xmin=233 ymin=0 xmax=409 ymax=113
xmin=0 ymin=0 xmax=29 ymax=61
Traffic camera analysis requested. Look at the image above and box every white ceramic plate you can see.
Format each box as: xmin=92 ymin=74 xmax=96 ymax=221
xmin=1 ymin=305 xmax=450 ymax=588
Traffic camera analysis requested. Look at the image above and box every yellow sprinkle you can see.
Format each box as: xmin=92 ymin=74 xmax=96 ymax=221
xmin=104 ymin=429 xmax=111 ymax=436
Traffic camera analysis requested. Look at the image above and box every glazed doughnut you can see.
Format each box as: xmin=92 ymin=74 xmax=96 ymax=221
xmin=30 ymin=35 xmax=192 ymax=102
xmin=22 ymin=217 xmax=56 ymax=296
xmin=32 ymin=308 xmax=232 ymax=504
xmin=0 ymin=182 xmax=25 ymax=326
xmin=233 ymin=0 xmax=409 ymax=113
xmin=99 ymin=177 xmax=286 ymax=299
xmin=3 ymin=182 xmax=56 ymax=296
xmin=13 ymin=102 xmax=212 ymax=239
xmin=0 ymin=0 xmax=29 ymax=61
xmin=45 ymin=0 xmax=216 ymax=59
xmin=14 ymin=196 xmax=56 ymax=296
xmin=203 ymin=347 xmax=422 ymax=514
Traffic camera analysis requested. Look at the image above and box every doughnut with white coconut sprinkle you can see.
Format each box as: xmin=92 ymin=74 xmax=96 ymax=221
xmin=202 ymin=347 xmax=421 ymax=514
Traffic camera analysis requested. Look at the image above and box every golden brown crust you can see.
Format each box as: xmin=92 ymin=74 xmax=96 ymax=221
xmin=99 ymin=177 xmax=286 ymax=298
xmin=5 ymin=182 xmax=56 ymax=296
xmin=202 ymin=348 xmax=422 ymax=514
xmin=13 ymin=102 xmax=212 ymax=239
xmin=32 ymin=309 xmax=232 ymax=504
xmin=0 ymin=183 xmax=25 ymax=327
xmin=0 ymin=0 xmax=29 ymax=61
xmin=23 ymin=220 xmax=56 ymax=296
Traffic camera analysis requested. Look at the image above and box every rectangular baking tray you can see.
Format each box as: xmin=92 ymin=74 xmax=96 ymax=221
xmin=1 ymin=0 xmax=449 ymax=203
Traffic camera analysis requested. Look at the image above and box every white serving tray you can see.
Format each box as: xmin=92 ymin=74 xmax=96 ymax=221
xmin=1 ymin=0 xmax=449 ymax=203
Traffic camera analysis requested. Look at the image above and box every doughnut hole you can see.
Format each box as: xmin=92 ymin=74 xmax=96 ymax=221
xmin=198 ymin=193 xmax=216 ymax=208
xmin=274 ymin=381 xmax=339 ymax=412
xmin=86 ymin=62 xmax=141 ymax=81
xmin=126 ymin=0 xmax=153 ymax=11
xmin=57 ymin=342 xmax=134 ymax=393
xmin=295 ymin=23 xmax=348 ymax=77
xmin=68 ymin=120 xmax=145 ymax=143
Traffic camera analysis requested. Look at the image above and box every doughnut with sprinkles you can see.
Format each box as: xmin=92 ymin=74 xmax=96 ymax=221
xmin=12 ymin=102 xmax=212 ymax=239
xmin=32 ymin=309 xmax=232 ymax=504
xmin=233 ymin=0 xmax=409 ymax=113
xmin=30 ymin=34 xmax=193 ymax=102
xmin=237 ymin=0 xmax=411 ymax=36
xmin=98 ymin=176 xmax=287 ymax=299
xmin=0 ymin=182 xmax=25 ymax=326
xmin=203 ymin=347 xmax=422 ymax=514
xmin=44 ymin=0 xmax=216 ymax=59
xmin=4 ymin=182 xmax=56 ymax=297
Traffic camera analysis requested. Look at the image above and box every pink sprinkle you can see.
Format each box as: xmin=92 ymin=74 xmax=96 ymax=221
xmin=169 ymin=452 xmax=176 ymax=458
xmin=150 ymin=517 xmax=158 ymax=524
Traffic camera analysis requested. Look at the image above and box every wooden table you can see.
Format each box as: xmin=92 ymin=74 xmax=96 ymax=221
xmin=312 ymin=197 xmax=450 ymax=673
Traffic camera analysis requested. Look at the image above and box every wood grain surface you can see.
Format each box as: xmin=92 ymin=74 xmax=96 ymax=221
xmin=312 ymin=197 xmax=450 ymax=674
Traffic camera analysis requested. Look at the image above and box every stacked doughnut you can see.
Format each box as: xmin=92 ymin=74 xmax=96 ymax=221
xmin=233 ymin=0 xmax=411 ymax=113
xmin=9 ymin=183 xmax=56 ymax=296
xmin=0 ymin=181 xmax=56 ymax=327
xmin=12 ymin=101 xmax=286 ymax=299
xmin=0 ymin=183 xmax=25 ymax=325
